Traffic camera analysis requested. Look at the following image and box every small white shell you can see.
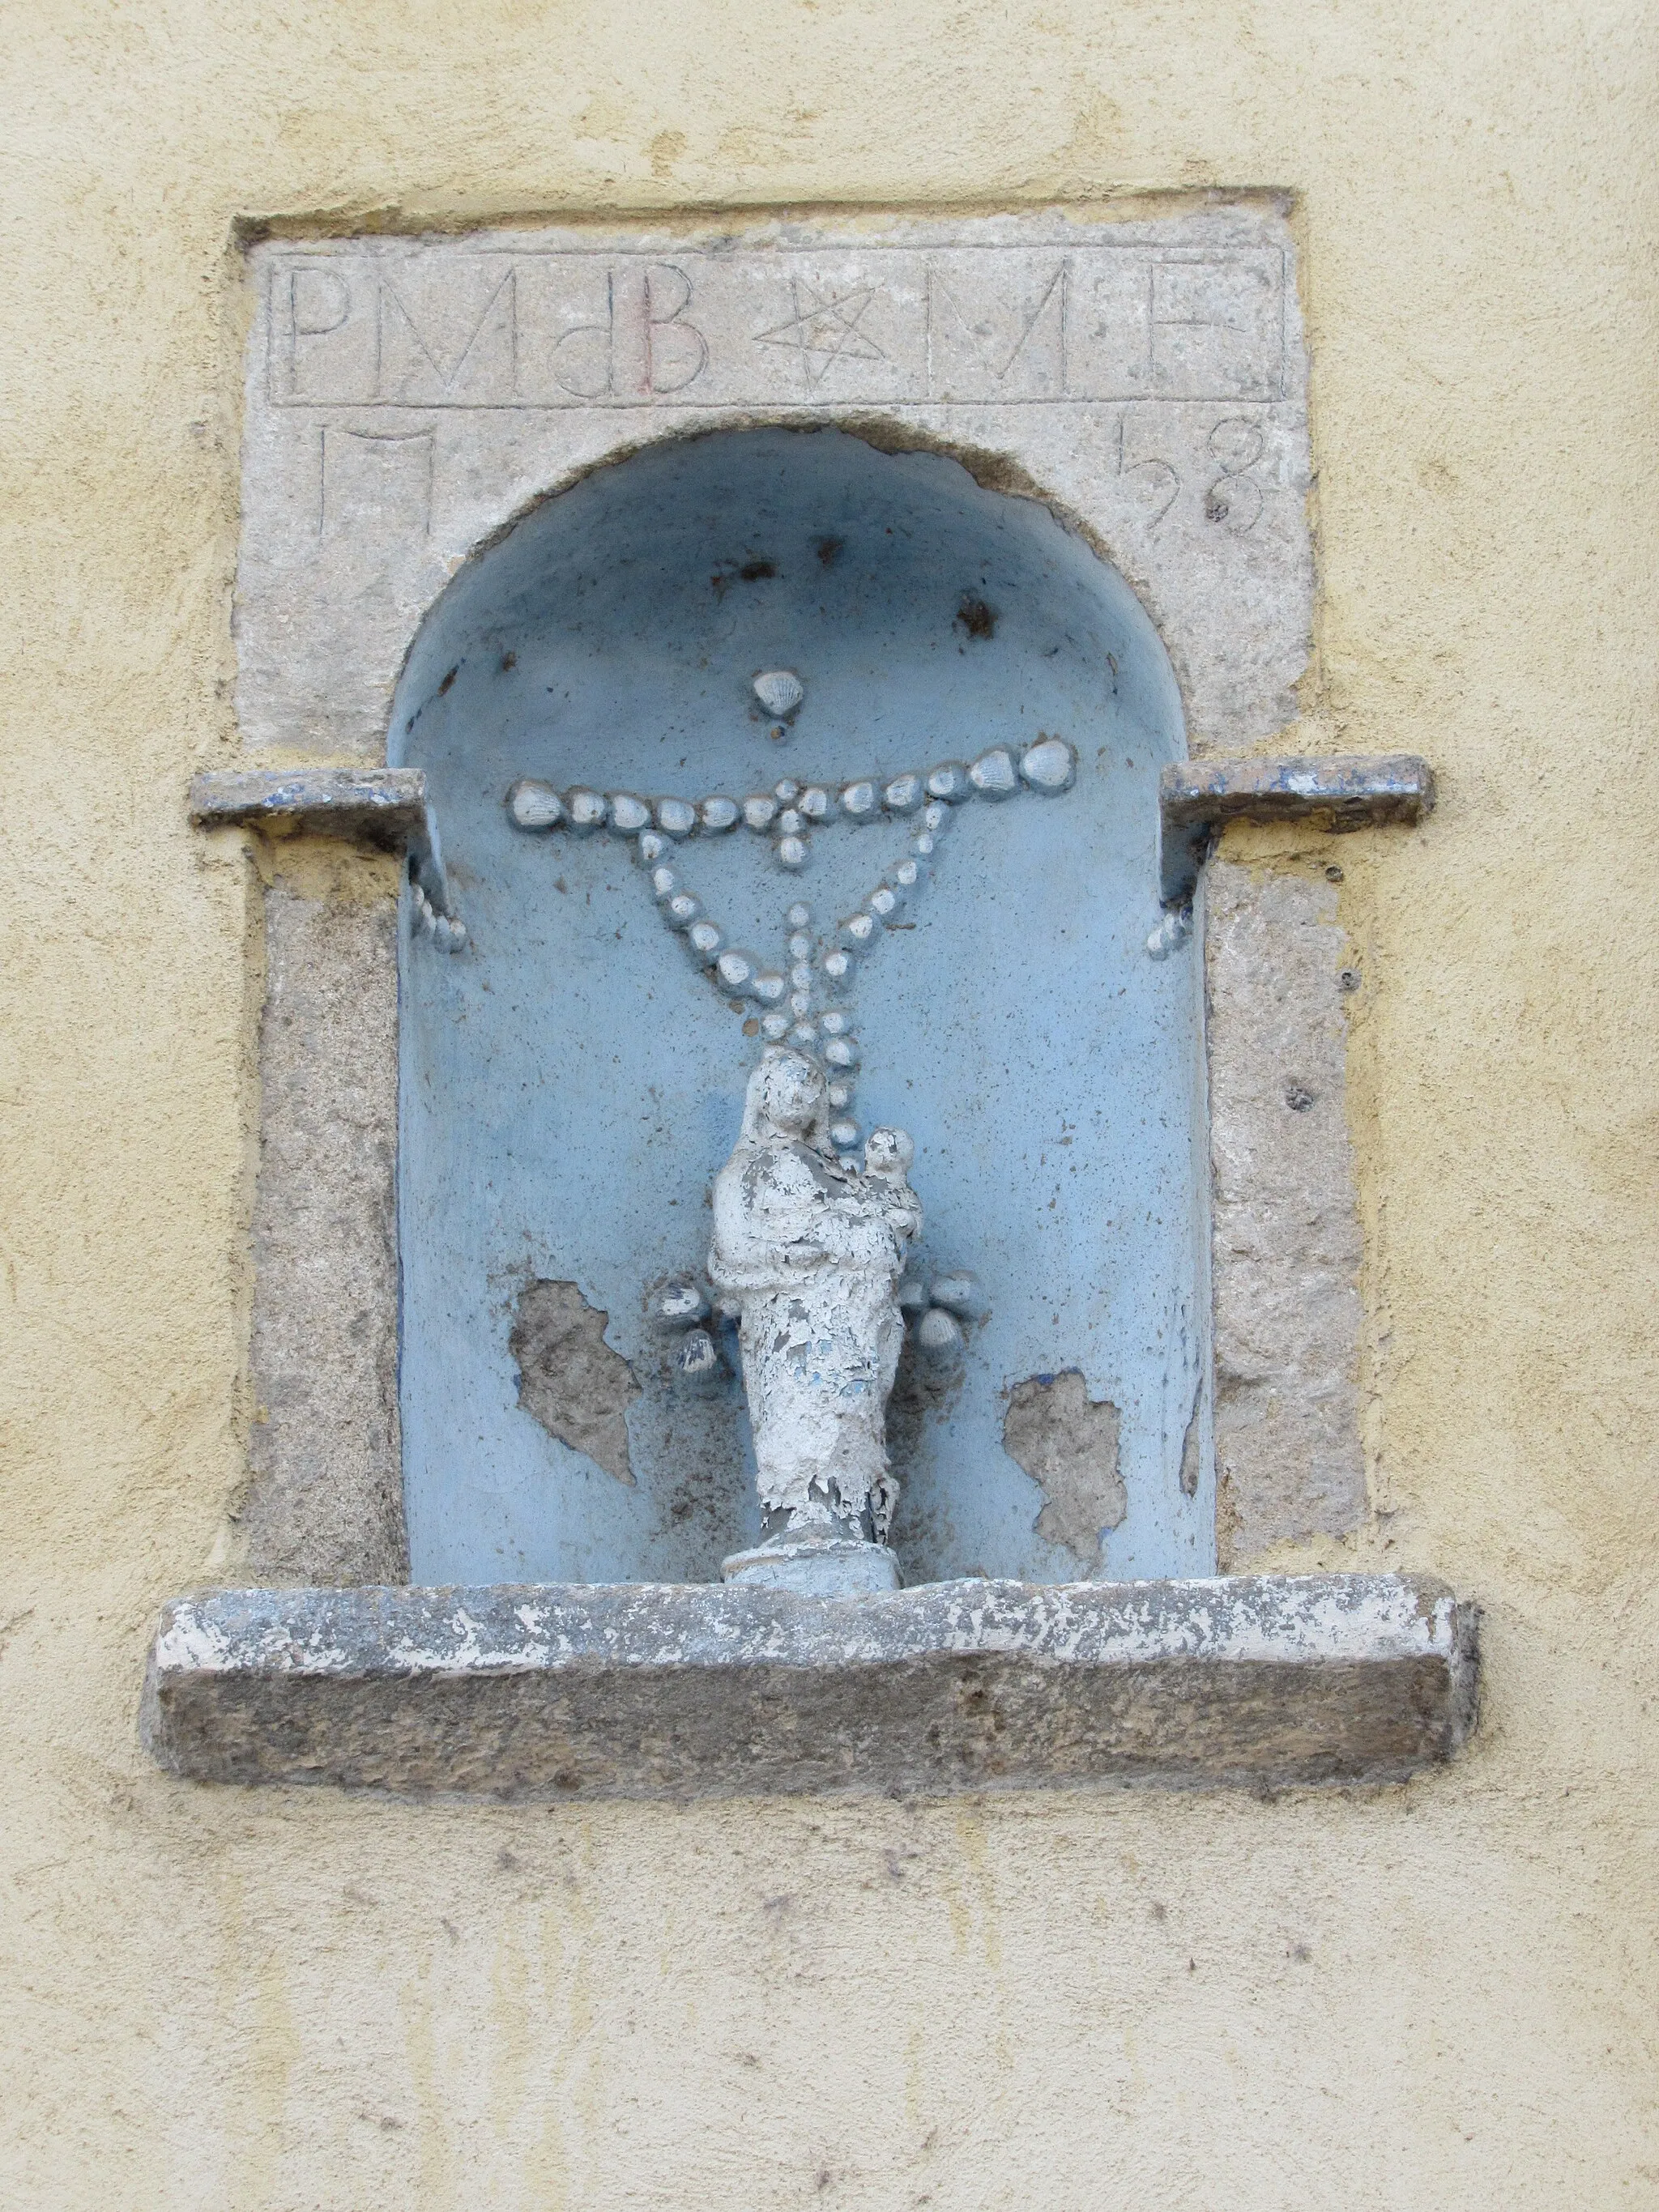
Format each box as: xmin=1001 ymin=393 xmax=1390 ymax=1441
xmin=655 ymin=795 xmax=697 ymax=838
xmin=753 ymin=669 xmax=804 ymax=718
xmin=687 ymin=919 xmax=723 ymax=958
xmin=969 ymin=747 xmax=1019 ymax=799
xmin=655 ymin=1278 xmax=709 ymax=1328
xmin=716 ymin=948 xmax=757 ymax=992
xmin=916 ymin=1307 xmax=966 ymax=1363
xmin=506 ymin=778 xmax=564 ymax=830
xmin=840 ymin=779 xmax=880 ymax=820
xmin=883 ymin=772 xmax=924 ymax=814
xmin=924 ymin=761 xmax=970 ymax=804
xmin=565 ymin=787 xmax=609 ymax=833
xmin=787 ymin=902 xmax=812 ymax=929
xmin=750 ymin=970 xmax=788 ymax=1005
xmin=608 ymin=792 xmax=651 ymax=833
xmin=776 ymin=835 xmax=809 ymax=870
xmin=928 ymin=1272 xmax=983 ymax=1319
xmin=699 ymin=795 xmax=740 ymax=833
xmin=743 ymin=793 xmax=779 ymax=832
xmin=760 ymin=1011 xmax=791 ymax=1040
xmin=1021 ymin=736 xmax=1077 ymax=792
xmin=830 ymin=1119 xmax=859 ymax=1149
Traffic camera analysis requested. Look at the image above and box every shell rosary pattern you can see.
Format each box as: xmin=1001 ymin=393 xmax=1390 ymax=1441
xmin=647 ymin=1257 xmax=987 ymax=1410
xmin=505 ymin=672 xmax=1077 ymax=1157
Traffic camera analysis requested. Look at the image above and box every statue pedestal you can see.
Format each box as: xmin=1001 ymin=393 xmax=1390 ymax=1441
xmin=721 ymin=1533 xmax=902 ymax=1598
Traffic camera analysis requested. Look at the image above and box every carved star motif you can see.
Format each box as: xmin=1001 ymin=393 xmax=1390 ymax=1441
xmin=753 ymin=282 xmax=887 ymax=387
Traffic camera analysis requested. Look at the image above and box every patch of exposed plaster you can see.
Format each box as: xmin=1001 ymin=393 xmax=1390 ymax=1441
xmin=510 ymin=1280 xmax=640 ymax=1486
xmin=1002 ymin=1371 xmax=1124 ymax=1570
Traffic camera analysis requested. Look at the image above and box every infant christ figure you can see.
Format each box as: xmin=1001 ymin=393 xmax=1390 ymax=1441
xmin=709 ymin=1048 xmax=920 ymax=1594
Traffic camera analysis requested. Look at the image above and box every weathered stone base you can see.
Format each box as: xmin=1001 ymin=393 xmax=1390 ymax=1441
xmin=143 ymin=1575 xmax=1477 ymax=1801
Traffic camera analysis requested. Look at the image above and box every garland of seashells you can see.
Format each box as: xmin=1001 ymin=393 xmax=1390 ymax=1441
xmin=505 ymin=731 xmax=1077 ymax=1152
xmin=649 ymin=1261 xmax=987 ymax=1415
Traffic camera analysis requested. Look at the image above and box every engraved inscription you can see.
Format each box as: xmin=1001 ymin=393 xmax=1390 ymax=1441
xmin=1204 ymin=417 xmax=1266 ymax=534
xmin=264 ymin=243 xmax=1288 ymax=410
xmin=753 ymin=280 xmax=888 ymax=390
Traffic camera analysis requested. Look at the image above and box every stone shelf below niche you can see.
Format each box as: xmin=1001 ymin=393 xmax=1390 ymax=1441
xmin=141 ymin=1573 xmax=1477 ymax=1802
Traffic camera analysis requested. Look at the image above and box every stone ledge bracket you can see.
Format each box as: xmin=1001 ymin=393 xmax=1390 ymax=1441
xmin=189 ymin=766 xmax=457 ymax=923
xmin=1159 ymin=753 xmax=1437 ymax=908
xmin=143 ymin=1571 xmax=1478 ymax=1801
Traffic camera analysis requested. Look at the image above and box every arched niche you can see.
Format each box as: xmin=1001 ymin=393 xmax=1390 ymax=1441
xmin=390 ymin=425 xmax=1211 ymax=1587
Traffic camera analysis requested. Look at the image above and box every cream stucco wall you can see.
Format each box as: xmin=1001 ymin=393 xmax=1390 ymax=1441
xmin=3 ymin=4 xmax=1656 ymax=2204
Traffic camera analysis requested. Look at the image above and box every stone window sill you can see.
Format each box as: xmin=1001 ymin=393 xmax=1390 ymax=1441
xmin=142 ymin=1572 xmax=1477 ymax=1801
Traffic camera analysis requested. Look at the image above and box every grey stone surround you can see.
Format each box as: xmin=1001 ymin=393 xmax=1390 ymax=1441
xmin=158 ymin=207 xmax=1465 ymax=1794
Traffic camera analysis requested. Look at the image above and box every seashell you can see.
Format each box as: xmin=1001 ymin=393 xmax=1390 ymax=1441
xmin=830 ymin=1119 xmax=859 ymax=1150
xmin=915 ymin=1306 xmax=966 ymax=1365
xmin=798 ymin=786 xmax=833 ymax=821
xmin=897 ymin=1277 xmax=932 ymax=1317
xmin=655 ymin=795 xmax=697 ymax=837
xmin=505 ymin=778 xmax=564 ymax=831
xmin=636 ymin=830 xmax=667 ymax=865
xmin=827 ymin=1080 xmax=854 ymax=1110
xmin=928 ymin=1272 xmax=984 ymax=1319
xmin=883 ymin=772 xmax=924 ymax=814
xmin=925 ymin=761 xmax=971 ymax=804
xmin=664 ymin=891 xmax=702 ymax=931
xmin=1021 ymin=736 xmax=1077 ymax=793
xmin=653 ymin=1277 xmax=709 ymax=1329
xmin=753 ymin=669 xmax=804 ymax=719
xmin=776 ymin=835 xmax=809 ymax=870
xmin=608 ymin=792 xmax=651 ymax=833
xmin=760 ymin=1011 xmax=791 ymax=1040
xmin=750 ymin=970 xmax=787 ymax=1006
xmin=969 ymin=746 xmax=1019 ymax=799
xmin=787 ymin=901 xmax=812 ymax=929
xmin=675 ymin=1328 xmax=723 ymax=1391
xmin=699 ymin=795 xmax=740 ymax=833
xmin=686 ymin=919 xmax=723 ymax=959
xmin=742 ymin=793 xmax=779 ymax=832
xmin=716 ymin=948 xmax=757 ymax=992
xmin=565 ymin=787 xmax=609 ymax=833
xmin=840 ymin=778 xmax=880 ymax=820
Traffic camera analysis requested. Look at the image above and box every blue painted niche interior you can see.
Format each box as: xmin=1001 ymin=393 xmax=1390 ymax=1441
xmin=391 ymin=428 xmax=1211 ymax=1587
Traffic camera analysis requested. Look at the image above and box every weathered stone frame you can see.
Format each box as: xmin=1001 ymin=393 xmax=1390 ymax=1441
xmin=156 ymin=207 xmax=1473 ymax=1794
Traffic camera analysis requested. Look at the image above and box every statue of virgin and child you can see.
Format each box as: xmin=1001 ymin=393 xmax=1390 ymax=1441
xmin=710 ymin=1047 xmax=922 ymax=1595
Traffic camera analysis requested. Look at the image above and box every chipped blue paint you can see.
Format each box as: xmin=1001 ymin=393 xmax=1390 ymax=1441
xmin=391 ymin=428 xmax=1212 ymax=1586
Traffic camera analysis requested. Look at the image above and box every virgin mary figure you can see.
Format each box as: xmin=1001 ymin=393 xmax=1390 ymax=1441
xmin=710 ymin=1048 xmax=919 ymax=1581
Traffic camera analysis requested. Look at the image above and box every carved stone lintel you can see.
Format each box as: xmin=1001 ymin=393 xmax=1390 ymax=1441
xmin=1158 ymin=753 xmax=1436 ymax=905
